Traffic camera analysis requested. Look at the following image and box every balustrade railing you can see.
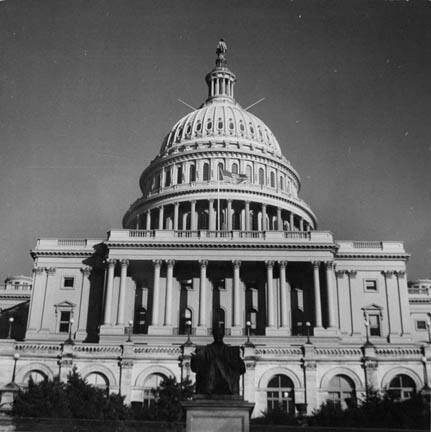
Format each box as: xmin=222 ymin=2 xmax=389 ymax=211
xmin=408 ymin=287 xmax=429 ymax=295
xmin=352 ymin=241 xmax=383 ymax=249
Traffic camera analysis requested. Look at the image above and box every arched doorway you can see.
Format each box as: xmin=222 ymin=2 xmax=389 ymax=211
xmin=142 ymin=373 xmax=167 ymax=408
xmin=388 ymin=374 xmax=416 ymax=401
xmin=327 ymin=375 xmax=356 ymax=408
xmin=266 ymin=374 xmax=295 ymax=414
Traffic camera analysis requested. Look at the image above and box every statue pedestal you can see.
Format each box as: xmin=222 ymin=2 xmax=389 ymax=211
xmin=182 ymin=397 xmax=254 ymax=432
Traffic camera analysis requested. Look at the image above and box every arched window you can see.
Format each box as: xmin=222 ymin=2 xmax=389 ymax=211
xmin=327 ymin=375 xmax=356 ymax=409
xmin=231 ymin=163 xmax=238 ymax=174
xmin=388 ymin=374 xmax=416 ymax=401
xmin=177 ymin=165 xmax=183 ymax=184
xmin=270 ymin=172 xmax=275 ymax=187
xmin=280 ymin=176 xmax=284 ymax=191
xmin=246 ymin=165 xmax=253 ymax=183
xmin=267 ymin=375 xmax=295 ymax=414
xmin=189 ymin=164 xmax=196 ymax=182
xmin=86 ymin=373 xmax=109 ymax=392
xmin=24 ymin=370 xmax=47 ymax=385
xmin=143 ymin=373 xmax=167 ymax=409
xmin=258 ymin=168 xmax=265 ymax=186
xmin=217 ymin=162 xmax=224 ymax=180
xmin=247 ymin=309 xmax=258 ymax=334
xmin=203 ymin=162 xmax=210 ymax=181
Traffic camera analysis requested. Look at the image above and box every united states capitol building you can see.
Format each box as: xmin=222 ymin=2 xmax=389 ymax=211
xmin=0 ymin=42 xmax=430 ymax=416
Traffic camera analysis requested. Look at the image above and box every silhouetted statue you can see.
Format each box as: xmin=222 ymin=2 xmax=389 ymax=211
xmin=191 ymin=326 xmax=245 ymax=395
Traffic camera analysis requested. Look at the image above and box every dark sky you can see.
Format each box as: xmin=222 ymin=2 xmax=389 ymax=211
xmin=0 ymin=0 xmax=430 ymax=281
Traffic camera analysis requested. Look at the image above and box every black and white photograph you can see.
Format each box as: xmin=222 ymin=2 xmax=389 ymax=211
xmin=0 ymin=1 xmax=430 ymax=431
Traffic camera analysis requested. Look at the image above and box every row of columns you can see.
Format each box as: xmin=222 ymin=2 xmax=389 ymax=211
xmin=142 ymin=259 xmax=337 ymax=333
xmin=102 ymin=258 xmax=337 ymax=332
xmin=134 ymin=200 xmax=312 ymax=232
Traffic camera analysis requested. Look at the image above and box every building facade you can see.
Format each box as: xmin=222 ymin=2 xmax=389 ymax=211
xmin=0 ymin=43 xmax=430 ymax=416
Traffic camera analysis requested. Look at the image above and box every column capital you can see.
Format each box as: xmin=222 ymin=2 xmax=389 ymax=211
xmin=279 ymin=261 xmax=288 ymax=268
xmin=191 ymin=200 xmax=196 ymax=205
xmin=265 ymin=260 xmax=274 ymax=268
xmin=312 ymin=261 xmax=320 ymax=269
xmin=32 ymin=267 xmax=45 ymax=274
xmin=227 ymin=199 xmax=232 ymax=204
xmin=80 ymin=266 xmax=92 ymax=277
xmin=46 ymin=267 xmax=56 ymax=275
xmin=174 ymin=201 xmax=179 ymax=207
xmin=335 ymin=270 xmax=345 ymax=277
xmin=208 ymin=198 xmax=214 ymax=203
xmin=346 ymin=270 xmax=357 ymax=277
xmin=152 ymin=259 xmax=163 ymax=267
xmin=166 ymin=259 xmax=176 ymax=267
xmin=395 ymin=270 xmax=406 ymax=277
xmin=302 ymin=360 xmax=317 ymax=370
xmin=106 ymin=258 xmax=117 ymax=266
xmin=120 ymin=259 xmax=130 ymax=266
xmin=232 ymin=260 xmax=241 ymax=268
xmin=381 ymin=270 xmax=395 ymax=277
xmin=325 ymin=261 xmax=335 ymax=270
xmin=199 ymin=259 xmax=208 ymax=267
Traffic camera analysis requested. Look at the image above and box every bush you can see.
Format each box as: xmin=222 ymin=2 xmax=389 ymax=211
xmin=131 ymin=376 xmax=194 ymax=422
xmin=13 ymin=368 xmax=128 ymax=420
xmin=251 ymin=406 xmax=299 ymax=425
xmin=309 ymin=390 xmax=430 ymax=429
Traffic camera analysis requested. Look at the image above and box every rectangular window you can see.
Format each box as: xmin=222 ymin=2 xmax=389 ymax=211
xmin=416 ymin=320 xmax=427 ymax=330
xmin=368 ymin=314 xmax=381 ymax=336
xmin=63 ymin=277 xmax=75 ymax=289
xmin=59 ymin=311 xmax=71 ymax=333
xmin=364 ymin=279 xmax=377 ymax=292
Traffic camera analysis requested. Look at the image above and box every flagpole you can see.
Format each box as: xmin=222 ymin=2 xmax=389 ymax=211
xmin=217 ymin=166 xmax=220 ymax=231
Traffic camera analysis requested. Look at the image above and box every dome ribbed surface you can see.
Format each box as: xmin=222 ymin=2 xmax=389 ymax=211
xmin=160 ymin=99 xmax=282 ymax=157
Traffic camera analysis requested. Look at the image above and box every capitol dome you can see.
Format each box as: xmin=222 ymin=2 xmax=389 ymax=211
xmin=123 ymin=41 xmax=317 ymax=232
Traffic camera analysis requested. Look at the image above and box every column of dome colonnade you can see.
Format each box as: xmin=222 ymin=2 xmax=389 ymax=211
xmin=97 ymin=258 xmax=338 ymax=338
xmin=130 ymin=199 xmax=314 ymax=232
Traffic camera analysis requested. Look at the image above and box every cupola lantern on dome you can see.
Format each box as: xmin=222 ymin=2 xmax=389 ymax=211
xmin=205 ymin=39 xmax=236 ymax=102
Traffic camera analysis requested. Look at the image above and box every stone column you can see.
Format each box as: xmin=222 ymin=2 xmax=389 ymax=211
xmin=117 ymin=260 xmax=129 ymax=325
xmin=279 ymin=261 xmax=291 ymax=332
xmin=173 ymin=203 xmax=179 ymax=230
xmin=245 ymin=201 xmax=250 ymax=231
xmin=325 ymin=261 xmax=337 ymax=329
xmin=103 ymin=259 xmax=116 ymax=325
xmin=289 ymin=212 xmax=294 ymax=230
xmin=312 ymin=261 xmax=322 ymax=328
xmin=302 ymin=346 xmax=318 ymax=414
xmin=232 ymin=260 xmax=241 ymax=329
xmin=262 ymin=204 xmax=267 ymax=230
xmin=158 ymin=206 xmax=164 ymax=230
xmin=191 ymin=200 xmax=197 ymax=230
xmin=395 ymin=270 xmax=412 ymax=337
xmin=164 ymin=260 xmax=175 ymax=326
xmin=76 ymin=266 xmax=91 ymax=341
xmin=266 ymin=261 xmax=275 ymax=329
xmin=299 ymin=218 xmax=304 ymax=231
xmin=197 ymin=260 xmax=208 ymax=334
xmin=382 ymin=270 xmax=394 ymax=340
xmin=208 ymin=199 xmax=215 ymax=230
xmin=227 ymin=200 xmax=233 ymax=230
xmin=277 ymin=208 xmax=282 ymax=230
xmin=151 ymin=260 xmax=162 ymax=326
xmin=146 ymin=210 xmax=151 ymax=230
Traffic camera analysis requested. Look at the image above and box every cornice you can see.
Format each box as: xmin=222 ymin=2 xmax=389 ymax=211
xmin=30 ymin=250 xmax=94 ymax=258
xmin=105 ymin=241 xmax=338 ymax=251
xmin=335 ymin=253 xmax=410 ymax=260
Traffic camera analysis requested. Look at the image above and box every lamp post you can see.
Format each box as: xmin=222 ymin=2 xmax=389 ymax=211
xmin=7 ymin=317 xmax=14 ymax=339
xmin=305 ymin=321 xmax=311 ymax=344
xmin=11 ymin=353 xmax=19 ymax=383
xmin=126 ymin=320 xmax=133 ymax=343
xmin=426 ymin=319 xmax=431 ymax=344
xmin=66 ymin=318 xmax=74 ymax=344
